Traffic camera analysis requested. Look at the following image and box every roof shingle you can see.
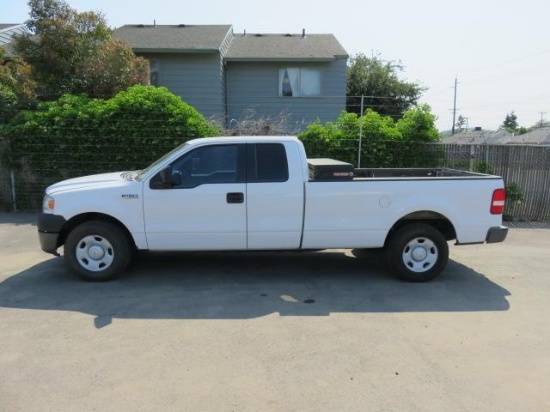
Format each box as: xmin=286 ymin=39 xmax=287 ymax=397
xmin=114 ymin=24 xmax=233 ymax=53
xmin=0 ymin=24 xmax=26 ymax=47
xmin=443 ymin=128 xmax=550 ymax=145
xmin=114 ymin=25 xmax=349 ymax=61
xmin=225 ymin=32 xmax=348 ymax=61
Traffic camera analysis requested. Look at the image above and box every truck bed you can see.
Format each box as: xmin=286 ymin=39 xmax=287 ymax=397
xmin=307 ymin=159 xmax=493 ymax=181
xmin=352 ymin=167 xmax=492 ymax=179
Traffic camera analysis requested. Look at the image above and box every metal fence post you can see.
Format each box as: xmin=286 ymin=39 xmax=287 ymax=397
xmin=10 ymin=171 xmax=17 ymax=212
xmin=357 ymin=95 xmax=364 ymax=168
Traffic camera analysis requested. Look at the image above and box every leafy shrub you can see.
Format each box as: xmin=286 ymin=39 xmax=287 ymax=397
xmin=503 ymin=182 xmax=525 ymax=221
xmin=2 ymin=85 xmax=218 ymax=209
xmin=0 ymin=84 xmax=18 ymax=123
xmin=299 ymin=105 xmax=443 ymax=167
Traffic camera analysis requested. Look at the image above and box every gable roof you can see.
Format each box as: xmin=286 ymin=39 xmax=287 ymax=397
xmin=510 ymin=128 xmax=550 ymax=145
xmin=443 ymin=128 xmax=550 ymax=145
xmin=0 ymin=23 xmax=26 ymax=46
xmin=115 ymin=24 xmax=349 ymax=61
xmin=114 ymin=24 xmax=232 ymax=53
xmin=0 ymin=24 xmax=22 ymax=31
xmin=225 ymin=32 xmax=348 ymax=62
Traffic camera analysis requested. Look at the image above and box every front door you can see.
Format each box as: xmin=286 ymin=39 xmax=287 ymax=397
xmin=143 ymin=143 xmax=247 ymax=250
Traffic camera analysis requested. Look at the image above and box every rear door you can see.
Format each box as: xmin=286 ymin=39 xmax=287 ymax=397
xmin=246 ymin=142 xmax=304 ymax=249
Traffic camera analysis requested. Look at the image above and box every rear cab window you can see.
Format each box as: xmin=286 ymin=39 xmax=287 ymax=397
xmin=247 ymin=143 xmax=289 ymax=183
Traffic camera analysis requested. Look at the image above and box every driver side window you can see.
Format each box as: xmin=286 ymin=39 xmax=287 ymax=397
xmin=169 ymin=144 xmax=243 ymax=188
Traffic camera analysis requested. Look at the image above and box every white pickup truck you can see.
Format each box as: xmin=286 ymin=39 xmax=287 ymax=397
xmin=38 ymin=136 xmax=508 ymax=282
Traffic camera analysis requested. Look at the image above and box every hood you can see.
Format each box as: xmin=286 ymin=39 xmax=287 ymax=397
xmin=46 ymin=171 xmax=134 ymax=195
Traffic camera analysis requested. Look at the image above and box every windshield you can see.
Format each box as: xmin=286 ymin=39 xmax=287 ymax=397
xmin=136 ymin=143 xmax=189 ymax=181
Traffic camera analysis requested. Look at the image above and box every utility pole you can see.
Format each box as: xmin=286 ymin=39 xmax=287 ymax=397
xmin=358 ymin=95 xmax=364 ymax=168
xmin=451 ymin=77 xmax=458 ymax=135
xmin=539 ymin=112 xmax=547 ymax=128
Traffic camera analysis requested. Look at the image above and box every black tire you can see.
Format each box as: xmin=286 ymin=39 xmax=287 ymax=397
xmin=64 ymin=220 xmax=133 ymax=281
xmin=386 ymin=223 xmax=449 ymax=282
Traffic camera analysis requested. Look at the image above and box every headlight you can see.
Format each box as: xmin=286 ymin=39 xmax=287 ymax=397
xmin=43 ymin=195 xmax=55 ymax=212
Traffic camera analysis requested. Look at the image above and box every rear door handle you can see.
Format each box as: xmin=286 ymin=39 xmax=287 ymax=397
xmin=226 ymin=192 xmax=244 ymax=204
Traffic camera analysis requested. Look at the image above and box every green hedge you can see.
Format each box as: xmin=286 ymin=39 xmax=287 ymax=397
xmin=299 ymin=106 xmax=444 ymax=167
xmin=2 ymin=85 xmax=218 ymax=209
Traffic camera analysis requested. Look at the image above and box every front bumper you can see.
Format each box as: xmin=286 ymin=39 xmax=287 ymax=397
xmin=37 ymin=213 xmax=66 ymax=255
xmin=486 ymin=225 xmax=508 ymax=243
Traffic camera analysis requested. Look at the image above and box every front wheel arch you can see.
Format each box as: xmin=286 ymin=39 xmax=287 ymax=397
xmin=59 ymin=213 xmax=136 ymax=250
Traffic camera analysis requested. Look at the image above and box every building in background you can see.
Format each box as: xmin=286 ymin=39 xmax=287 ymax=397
xmin=115 ymin=24 xmax=348 ymax=131
xmin=0 ymin=24 xmax=27 ymax=56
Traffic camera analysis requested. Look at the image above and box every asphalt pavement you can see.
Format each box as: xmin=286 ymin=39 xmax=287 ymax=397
xmin=1 ymin=213 xmax=549 ymax=412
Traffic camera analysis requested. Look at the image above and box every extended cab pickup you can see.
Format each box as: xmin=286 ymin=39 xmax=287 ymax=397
xmin=38 ymin=136 xmax=508 ymax=282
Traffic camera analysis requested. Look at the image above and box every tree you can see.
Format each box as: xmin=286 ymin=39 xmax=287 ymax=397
xmin=13 ymin=0 xmax=147 ymax=98
xmin=78 ymin=38 xmax=148 ymax=97
xmin=0 ymin=47 xmax=36 ymax=122
xmin=396 ymin=104 xmax=440 ymax=142
xmin=346 ymin=54 xmax=425 ymax=119
xmin=502 ymin=111 xmax=518 ymax=132
xmin=455 ymin=115 xmax=467 ymax=133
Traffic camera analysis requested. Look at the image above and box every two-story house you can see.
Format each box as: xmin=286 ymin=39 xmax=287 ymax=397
xmin=0 ymin=24 xmax=27 ymax=55
xmin=115 ymin=24 xmax=348 ymax=131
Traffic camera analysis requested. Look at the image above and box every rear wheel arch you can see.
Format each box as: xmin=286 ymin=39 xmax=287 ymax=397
xmin=384 ymin=210 xmax=456 ymax=247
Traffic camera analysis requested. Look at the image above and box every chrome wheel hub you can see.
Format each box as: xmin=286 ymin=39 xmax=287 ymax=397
xmin=75 ymin=235 xmax=114 ymax=272
xmin=402 ymin=237 xmax=438 ymax=273
xmin=88 ymin=245 xmax=106 ymax=260
xmin=411 ymin=246 xmax=428 ymax=262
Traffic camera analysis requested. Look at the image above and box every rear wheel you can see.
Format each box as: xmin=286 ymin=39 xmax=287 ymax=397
xmin=387 ymin=223 xmax=449 ymax=282
xmin=65 ymin=220 xmax=132 ymax=281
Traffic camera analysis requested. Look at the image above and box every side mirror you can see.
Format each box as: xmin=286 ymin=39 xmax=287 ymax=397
xmin=150 ymin=166 xmax=173 ymax=189
xmin=171 ymin=171 xmax=182 ymax=186
xmin=159 ymin=166 xmax=172 ymax=186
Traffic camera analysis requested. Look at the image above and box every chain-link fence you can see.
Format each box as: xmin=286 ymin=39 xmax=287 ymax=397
xmin=1 ymin=135 xmax=549 ymax=221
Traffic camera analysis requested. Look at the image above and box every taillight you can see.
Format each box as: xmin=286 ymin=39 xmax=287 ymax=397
xmin=491 ymin=188 xmax=506 ymax=214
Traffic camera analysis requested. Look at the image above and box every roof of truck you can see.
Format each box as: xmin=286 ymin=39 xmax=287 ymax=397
xmin=186 ymin=136 xmax=300 ymax=146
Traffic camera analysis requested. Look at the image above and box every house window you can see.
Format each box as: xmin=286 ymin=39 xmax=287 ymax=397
xmin=279 ymin=68 xmax=321 ymax=97
xmin=149 ymin=59 xmax=160 ymax=86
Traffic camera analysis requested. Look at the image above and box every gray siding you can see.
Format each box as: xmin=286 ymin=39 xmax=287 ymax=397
xmin=226 ymin=59 xmax=346 ymax=132
xmin=219 ymin=29 xmax=234 ymax=119
xmin=140 ymin=53 xmax=225 ymax=119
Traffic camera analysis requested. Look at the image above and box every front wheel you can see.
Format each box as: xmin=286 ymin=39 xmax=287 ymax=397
xmin=65 ymin=220 xmax=132 ymax=281
xmin=386 ymin=223 xmax=449 ymax=282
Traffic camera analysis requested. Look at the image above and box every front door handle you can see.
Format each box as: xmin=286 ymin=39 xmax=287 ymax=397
xmin=226 ymin=192 xmax=244 ymax=204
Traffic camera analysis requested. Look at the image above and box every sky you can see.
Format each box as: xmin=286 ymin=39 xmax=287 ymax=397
xmin=3 ymin=0 xmax=550 ymax=131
